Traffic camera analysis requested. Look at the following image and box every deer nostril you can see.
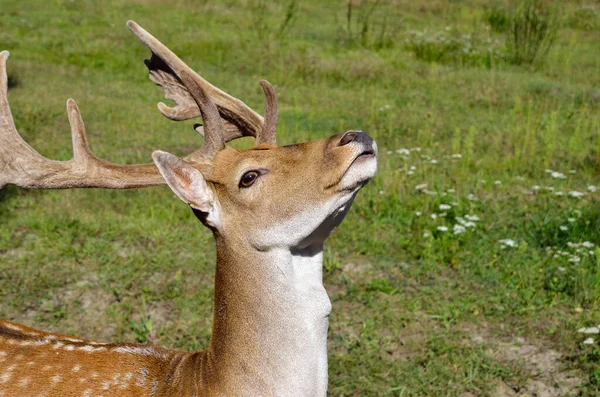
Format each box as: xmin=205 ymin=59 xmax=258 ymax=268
xmin=339 ymin=131 xmax=357 ymax=146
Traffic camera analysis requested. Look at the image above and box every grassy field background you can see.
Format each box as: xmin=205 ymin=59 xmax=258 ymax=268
xmin=1 ymin=0 xmax=599 ymax=395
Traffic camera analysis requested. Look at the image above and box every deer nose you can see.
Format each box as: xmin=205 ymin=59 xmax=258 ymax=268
xmin=338 ymin=130 xmax=373 ymax=147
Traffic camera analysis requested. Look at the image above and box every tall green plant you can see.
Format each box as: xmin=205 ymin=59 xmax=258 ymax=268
xmin=509 ymin=0 xmax=558 ymax=66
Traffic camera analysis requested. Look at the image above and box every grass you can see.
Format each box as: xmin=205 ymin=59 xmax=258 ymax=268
xmin=0 ymin=0 xmax=599 ymax=395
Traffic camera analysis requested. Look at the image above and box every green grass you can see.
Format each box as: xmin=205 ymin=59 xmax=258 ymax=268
xmin=1 ymin=0 xmax=599 ymax=395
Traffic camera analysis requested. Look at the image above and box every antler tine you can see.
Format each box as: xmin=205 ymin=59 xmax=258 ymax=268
xmin=67 ymin=98 xmax=95 ymax=163
xmin=258 ymin=80 xmax=278 ymax=146
xmin=127 ymin=21 xmax=271 ymax=151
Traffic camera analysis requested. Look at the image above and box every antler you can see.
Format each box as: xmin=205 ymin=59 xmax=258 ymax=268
xmin=127 ymin=21 xmax=277 ymax=148
xmin=0 ymin=51 xmax=165 ymax=189
xmin=0 ymin=22 xmax=280 ymax=190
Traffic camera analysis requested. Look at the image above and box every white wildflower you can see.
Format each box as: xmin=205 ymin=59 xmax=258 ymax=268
xmin=430 ymin=159 xmax=438 ymax=164
xmin=568 ymin=218 xmax=576 ymax=223
xmin=545 ymin=169 xmax=554 ymax=174
xmin=410 ymin=166 xmax=416 ymax=171
xmin=568 ymin=191 xmax=584 ymax=198
xmin=437 ymin=226 xmax=448 ymax=232
xmin=386 ymin=150 xmax=392 ymax=155
xmin=588 ymin=185 xmax=597 ymax=192
xmin=555 ymin=191 xmax=564 ymax=196
xmin=415 ymin=184 xmax=427 ymax=191
xmin=452 ymin=154 xmax=462 ymax=159
xmin=415 ymin=211 xmax=422 ymax=217
xmin=453 ymin=224 xmax=466 ymax=234
xmin=396 ymin=148 xmax=410 ymax=155
xmin=559 ymin=225 xmax=568 ymax=231
xmin=494 ymin=180 xmax=502 ymax=185
xmin=379 ymin=191 xmax=384 ymax=195
xmin=465 ymin=215 xmax=480 ymax=222
xmin=558 ymin=267 xmax=566 ymax=272
xmin=407 ymin=170 xmax=414 ymax=175
xmin=439 ymin=204 xmax=451 ymax=211
xmin=447 ymin=188 xmax=455 ymax=193
xmin=545 ymin=186 xmax=555 ymax=191
xmin=569 ymin=256 xmax=581 ymax=263
xmin=467 ymin=194 xmax=478 ymax=201
xmin=583 ymin=338 xmax=595 ymax=345
xmin=532 ymin=185 xmax=541 ymax=190
xmin=578 ymin=327 xmax=600 ymax=334
xmin=569 ymin=170 xmax=577 ymax=174
xmin=499 ymin=239 xmax=517 ymax=248
xmin=410 ymin=147 xmax=421 ymax=152
xmin=551 ymin=171 xmax=566 ymax=179
xmin=423 ymin=232 xmax=430 ymax=238
xmin=582 ymin=242 xmax=594 ymax=248
xmin=430 ymin=214 xmax=438 ymax=219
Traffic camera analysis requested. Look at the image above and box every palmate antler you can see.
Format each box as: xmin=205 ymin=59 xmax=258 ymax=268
xmin=0 ymin=21 xmax=277 ymax=190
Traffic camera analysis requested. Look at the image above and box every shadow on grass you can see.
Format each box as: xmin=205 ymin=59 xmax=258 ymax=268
xmin=0 ymin=185 xmax=38 ymax=222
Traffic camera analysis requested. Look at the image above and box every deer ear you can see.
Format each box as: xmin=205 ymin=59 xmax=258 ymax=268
xmin=152 ymin=151 xmax=218 ymax=219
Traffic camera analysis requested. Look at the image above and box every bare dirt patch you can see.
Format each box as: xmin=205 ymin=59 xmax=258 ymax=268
xmin=471 ymin=332 xmax=582 ymax=396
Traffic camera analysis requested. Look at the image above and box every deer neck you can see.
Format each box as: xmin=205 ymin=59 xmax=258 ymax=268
xmin=205 ymin=236 xmax=330 ymax=396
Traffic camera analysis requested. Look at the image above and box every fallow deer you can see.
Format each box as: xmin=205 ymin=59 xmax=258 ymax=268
xmin=0 ymin=21 xmax=377 ymax=396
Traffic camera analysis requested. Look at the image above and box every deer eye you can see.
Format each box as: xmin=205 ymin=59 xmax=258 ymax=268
xmin=239 ymin=171 xmax=259 ymax=188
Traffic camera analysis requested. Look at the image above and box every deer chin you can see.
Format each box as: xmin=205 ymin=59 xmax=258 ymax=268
xmin=339 ymin=142 xmax=378 ymax=193
xmin=248 ymin=191 xmax=358 ymax=252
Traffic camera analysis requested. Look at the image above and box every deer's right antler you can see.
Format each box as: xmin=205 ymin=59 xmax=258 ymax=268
xmin=0 ymin=22 xmax=279 ymax=190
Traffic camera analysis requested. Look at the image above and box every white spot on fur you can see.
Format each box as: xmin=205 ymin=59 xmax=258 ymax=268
xmin=20 ymin=339 xmax=50 ymax=347
xmin=112 ymin=346 xmax=165 ymax=358
xmin=64 ymin=337 xmax=84 ymax=343
xmin=52 ymin=342 xmax=64 ymax=349
xmin=18 ymin=377 xmax=30 ymax=387
xmin=4 ymin=323 xmax=22 ymax=331
xmin=73 ymin=364 xmax=81 ymax=372
xmin=150 ymin=378 xmax=159 ymax=395
xmin=0 ymin=365 xmax=16 ymax=384
xmin=136 ymin=368 xmax=148 ymax=386
xmin=82 ymin=389 xmax=92 ymax=397
xmin=120 ymin=372 xmax=133 ymax=388
xmin=42 ymin=365 xmax=52 ymax=371
xmin=64 ymin=344 xmax=75 ymax=351
xmin=79 ymin=377 xmax=86 ymax=383
xmin=79 ymin=345 xmax=107 ymax=352
xmin=0 ymin=372 xmax=12 ymax=384
xmin=51 ymin=374 xmax=62 ymax=384
xmin=27 ymin=361 xmax=35 ymax=366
